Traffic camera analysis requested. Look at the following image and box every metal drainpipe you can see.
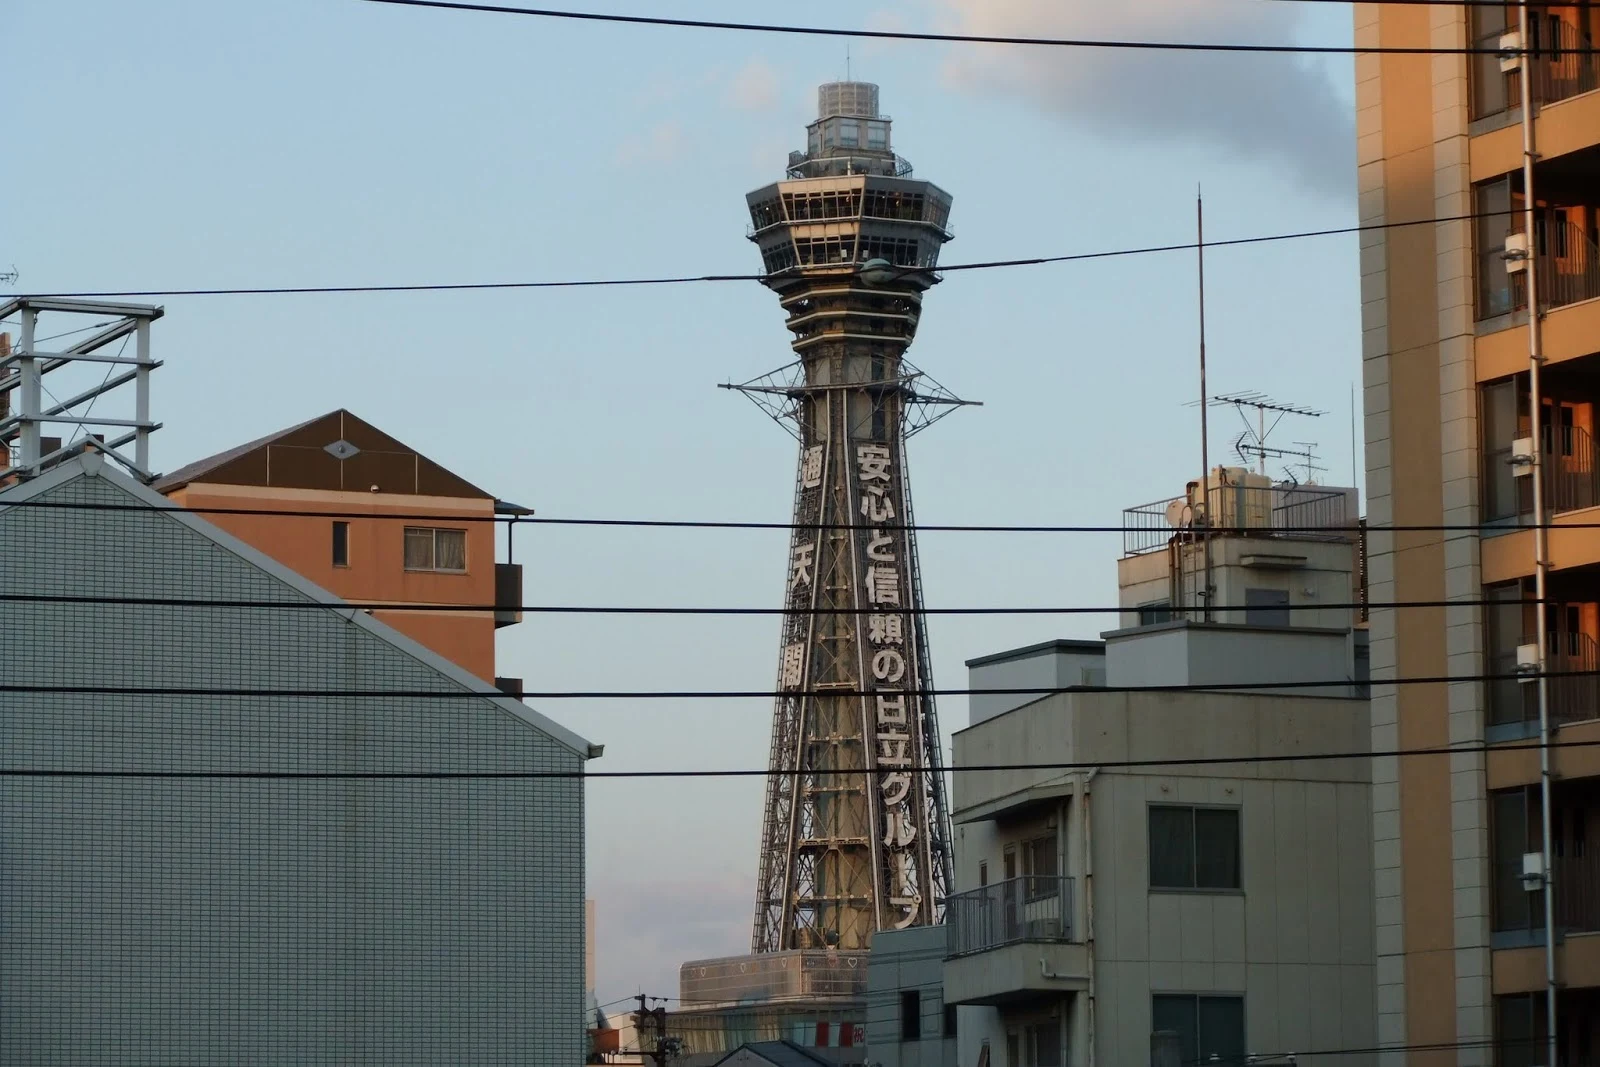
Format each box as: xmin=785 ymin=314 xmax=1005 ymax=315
xmin=1513 ymin=5 xmax=1559 ymax=1060
xmin=1081 ymin=768 xmax=1100 ymax=1067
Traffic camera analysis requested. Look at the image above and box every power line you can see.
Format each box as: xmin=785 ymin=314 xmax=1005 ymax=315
xmin=1 ymin=492 xmax=1588 ymax=536
xmin=0 ymin=590 xmax=1559 ymax=615
xmin=349 ymin=0 xmax=1584 ymax=56
xmin=0 ymin=667 xmax=1573 ymax=700
xmin=0 ymin=207 xmax=1517 ymax=300
xmin=0 ymin=735 xmax=1592 ymax=779
xmin=1272 ymin=0 xmax=1589 ymax=7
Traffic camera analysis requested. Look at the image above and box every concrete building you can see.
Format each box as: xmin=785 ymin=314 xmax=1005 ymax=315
xmin=945 ymin=656 xmax=1374 ymax=1067
xmin=0 ymin=452 xmax=597 ymax=1065
xmin=868 ymin=477 xmax=1375 ymax=1067
xmin=154 ymin=408 xmax=530 ymax=688
xmin=1356 ymin=3 xmax=1600 ymax=1064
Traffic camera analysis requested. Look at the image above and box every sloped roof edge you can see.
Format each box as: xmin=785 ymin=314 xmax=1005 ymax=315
xmin=0 ymin=455 xmax=598 ymax=760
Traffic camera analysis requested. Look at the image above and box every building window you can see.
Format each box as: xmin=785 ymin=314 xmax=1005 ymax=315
xmin=979 ymin=861 xmax=988 ymax=886
xmin=901 ymin=990 xmax=921 ymax=1041
xmin=944 ymin=1004 xmax=957 ymax=1039
xmin=404 ymin=527 xmax=467 ymax=573
xmin=1152 ymin=994 xmax=1244 ymax=1067
xmin=1243 ymin=587 xmax=1290 ymax=627
xmin=1022 ymin=833 xmax=1058 ymax=900
xmin=1138 ymin=600 xmax=1173 ymax=626
xmin=1149 ymin=805 xmax=1241 ymax=890
xmin=332 ymin=521 xmax=350 ymax=567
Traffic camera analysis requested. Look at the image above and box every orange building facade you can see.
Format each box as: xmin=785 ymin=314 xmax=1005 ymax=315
xmin=156 ymin=410 xmax=524 ymax=687
xmin=1358 ymin=4 xmax=1600 ymax=1066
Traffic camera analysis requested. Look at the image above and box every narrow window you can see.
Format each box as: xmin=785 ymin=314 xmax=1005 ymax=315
xmin=332 ymin=521 xmax=349 ymax=567
xmin=900 ymin=990 xmax=921 ymax=1041
xmin=943 ymin=1004 xmax=957 ymax=1039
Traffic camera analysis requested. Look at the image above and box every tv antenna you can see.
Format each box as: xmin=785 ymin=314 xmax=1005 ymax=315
xmin=0 ymin=266 xmax=17 ymax=286
xmin=1208 ymin=391 xmax=1326 ymax=477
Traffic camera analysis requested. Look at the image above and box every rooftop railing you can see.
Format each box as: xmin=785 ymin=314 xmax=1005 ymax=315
xmin=1122 ymin=483 xmax=1353 ymax=557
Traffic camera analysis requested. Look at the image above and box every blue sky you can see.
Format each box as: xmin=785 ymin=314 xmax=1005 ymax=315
xmin=7 ymin=0 xmax=1361 ymax=1005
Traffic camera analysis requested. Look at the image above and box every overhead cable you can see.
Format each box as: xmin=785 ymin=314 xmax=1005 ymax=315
xmin=349 ymin=0 xmax=1585 ymax=56
xmin=0 ymin=590 xmax=1556 ymax=615
xmin=0 ymin=493 xmax=1587 ymax=536
xmin=0 ymin=667 xmax=1578 ymax=700
xmin=0 ymin=735 xmax=1593 ymax=779
xmin=0 ymin=207 xmax=1515 ymax=300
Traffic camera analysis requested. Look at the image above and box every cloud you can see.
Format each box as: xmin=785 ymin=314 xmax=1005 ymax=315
xmin=729 ymin=58 xmax=781 ymax=112
xmin=615 ymin=119 xmax=686 ymax=166
xmin=938 ymin=0 xmax=1354 ymax=201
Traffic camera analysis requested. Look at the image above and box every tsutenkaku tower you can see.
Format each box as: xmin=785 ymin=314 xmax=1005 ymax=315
xmin=731 ymin=82 xmax=967 ymax=954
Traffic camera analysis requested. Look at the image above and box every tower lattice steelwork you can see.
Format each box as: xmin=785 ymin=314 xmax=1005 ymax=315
xmin=730 ymin=83 xmax=970 ymax=954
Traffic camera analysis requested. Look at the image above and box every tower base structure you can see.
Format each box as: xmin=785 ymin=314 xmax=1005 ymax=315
xmin=666 ymin=951 xmax=867 ymax=1067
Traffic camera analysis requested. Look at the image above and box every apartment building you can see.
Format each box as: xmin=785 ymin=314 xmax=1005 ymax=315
xmin=868 ymin=479 xmax=1374 ymax=1067
xmin=1357 ymin=3 xmax=1600 ymax=1065
xmin=154 ymin=409 xmax=529 ymax=689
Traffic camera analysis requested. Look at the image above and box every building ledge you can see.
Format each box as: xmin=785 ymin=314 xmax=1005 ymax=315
xmin=951 ymin=778 xmax=1075 ymax=825
xmin=942 ymin=941 xmax=1088 ymax=1006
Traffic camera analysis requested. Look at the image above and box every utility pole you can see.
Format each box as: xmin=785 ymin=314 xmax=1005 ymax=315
xmin=632 ymin=995 xmax=682 ymax=1067
xmin=1509 ymin=4 xmax=1559 ymax=1063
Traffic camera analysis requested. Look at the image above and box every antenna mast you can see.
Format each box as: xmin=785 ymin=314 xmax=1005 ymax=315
xmin=1209 ymin=391 xmax=1327 ymax=478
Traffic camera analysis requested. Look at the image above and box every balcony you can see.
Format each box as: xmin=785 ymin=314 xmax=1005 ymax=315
xmin=495 ymin=562 xmax=522 ymax=629
xmin=1472 ymin=11 xmax=1600 ymax=121
xmin=1488 ymin=628 xmax=1600 ymax=731
xmin=1493 ymin=781 xmax=1600 ymax=943
xmin=1478 ymin=219 xmax=1600 ymax=322
xmin=942 ymin=876 xmax=1087 ymax=1007
xmin=1495 ymin=850 xmax=1600 ymax=938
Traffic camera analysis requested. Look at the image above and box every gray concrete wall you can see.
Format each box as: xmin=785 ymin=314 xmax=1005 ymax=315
xmin=1103 ymin=623 xmax=1360 ymax=697
xmin=0 ymin=469 xmax=587 ymax=1066
xmin=867 ymin=926 xmax=956 ymax=1067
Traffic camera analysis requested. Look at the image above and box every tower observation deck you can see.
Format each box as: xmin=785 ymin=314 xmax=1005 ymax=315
xmin=732 ymin=82 xmax=963 ymax=955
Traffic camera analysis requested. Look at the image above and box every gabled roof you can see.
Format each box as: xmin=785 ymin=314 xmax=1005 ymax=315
xmin=714 ymin=1042 xmax=837 ymax=1067
xmin=153 ymin=409 xmax=491 ymax=499
xmin=0 ymin=454 xmax=597 ymax=760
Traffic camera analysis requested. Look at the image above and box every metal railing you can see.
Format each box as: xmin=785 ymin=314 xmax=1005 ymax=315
xmin=1480 ymin=219 xmax=1600 ymax=321
xmin=1544 ymin=422 xmax=1600 ymax=514
xmin=946 ymin=875 xmax=1073 ymax=957
xmin=1472 ymin=16 xmax=1600 ymax=119
xmin=1123 ymin=483 xmax=1353 ymax=556
xmin=1489 ymin=629 xmax=1600 ymax=728
xmin=1533 ymin=17 xmax=1600 ymax=107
